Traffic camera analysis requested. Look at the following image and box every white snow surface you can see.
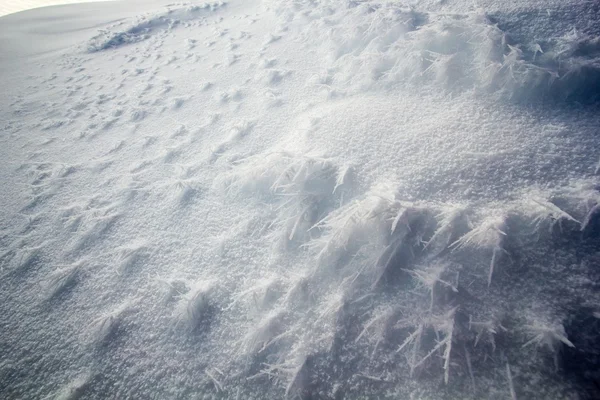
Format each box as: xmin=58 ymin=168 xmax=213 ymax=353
xmin=1 ymin=0 xmax=600 ymax=399
xmin=0 ymin=1 xmax=114 ymax=18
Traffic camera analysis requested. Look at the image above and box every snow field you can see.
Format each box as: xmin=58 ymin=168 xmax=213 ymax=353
xmin=1 ymin=0 xmax=599 ymax=399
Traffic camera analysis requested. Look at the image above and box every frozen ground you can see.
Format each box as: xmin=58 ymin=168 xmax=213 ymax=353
xmin=0 ymin=0 xmax=599 ymax=399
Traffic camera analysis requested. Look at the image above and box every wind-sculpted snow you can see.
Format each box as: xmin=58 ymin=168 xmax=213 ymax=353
xmin=87 ymin=2 xmax=227 ymax=52
xmin=1 ymin=0 xmax=599 ymax=399
xmin=277 ymin=0 xmax=600 ymax=103
xmin=218 ymin=152 xmax=600 ymax=398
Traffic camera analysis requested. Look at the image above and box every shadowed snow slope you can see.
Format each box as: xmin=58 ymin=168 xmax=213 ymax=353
xmin=1 ymin=0 xmax=599 ymax=399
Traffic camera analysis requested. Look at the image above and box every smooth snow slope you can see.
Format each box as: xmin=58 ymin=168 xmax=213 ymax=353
xmin=1 ymin=0 xmax=599 ymax=399
xmin=0 ymin=1 xmax=114 ymax=18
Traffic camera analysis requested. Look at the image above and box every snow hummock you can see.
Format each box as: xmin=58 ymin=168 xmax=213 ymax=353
xmin=1 ymin=0 xmax=599 ymax=399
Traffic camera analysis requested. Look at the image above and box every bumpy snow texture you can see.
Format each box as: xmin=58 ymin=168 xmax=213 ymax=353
xmin=1 ymin=0 xmax=600 ymax=399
